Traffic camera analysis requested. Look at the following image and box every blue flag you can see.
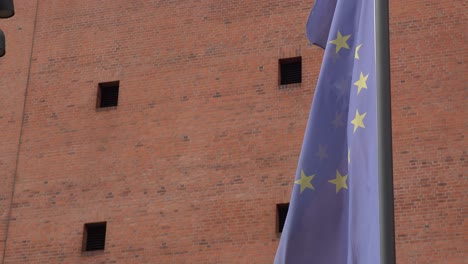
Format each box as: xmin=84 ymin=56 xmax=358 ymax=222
xmin=274 ymin=0 xmax=380 ymax=263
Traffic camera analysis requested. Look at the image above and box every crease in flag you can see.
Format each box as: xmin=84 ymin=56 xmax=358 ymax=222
xmin=274 ymin=0 xmax=381 ymax=263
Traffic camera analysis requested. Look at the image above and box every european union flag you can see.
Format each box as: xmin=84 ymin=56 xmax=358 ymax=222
xmin=274 ymin=0 xmax=381 ymax=263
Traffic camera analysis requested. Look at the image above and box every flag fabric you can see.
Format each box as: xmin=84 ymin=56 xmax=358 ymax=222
xmin=274 ymin=0 xmax=380 ymax=263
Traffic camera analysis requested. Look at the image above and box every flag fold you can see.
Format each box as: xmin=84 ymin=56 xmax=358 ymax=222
xmin=275 ymin=0 xmax=380 ymax=263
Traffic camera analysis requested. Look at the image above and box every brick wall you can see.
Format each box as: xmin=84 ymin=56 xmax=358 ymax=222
xmin=0 ymin=0 xmax=465 ymax=263
xmin=0 ymin=0 xmax=38 ymax=261
xmin=390 ymin=1 xmax=466 ymax=263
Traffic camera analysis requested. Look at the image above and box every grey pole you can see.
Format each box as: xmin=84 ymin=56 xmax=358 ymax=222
xmin=375 ymin=0 xmax=396 ymax=263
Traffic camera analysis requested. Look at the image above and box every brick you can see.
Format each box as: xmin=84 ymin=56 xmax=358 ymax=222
xmin=0 ymin=0 xmax=465 ymax=263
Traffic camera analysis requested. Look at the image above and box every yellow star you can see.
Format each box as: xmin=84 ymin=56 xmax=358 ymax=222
xmin=295 ymin=170 xmax=315 ymax=194
xmin=328 ymin=170 xmax=348 ymax=193
xmin=355 ymin=44 xmax=362 ymax=59
xmin=354 ymin=72 xmax=369 ymax=94
xmin=332 ymin=113 xmax=345 ymax=128
xmin=329 ymin=31 xmax=351 ymax=54
xmin=316 ymin=145 xmax=328 ymax=160
xmin=351 ymin=110 xmax=367 ymax=133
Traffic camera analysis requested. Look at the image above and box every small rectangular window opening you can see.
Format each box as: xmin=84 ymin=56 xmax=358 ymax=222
xmin=97 ymin=81 xmax=119 ymax=108
xmin=279 ymin=57 xmax=302 ymax=85
xmin=277 ymin=203 xmax=289 ymax=233
xmin=83 ymin=222 xmax=107 ymax=251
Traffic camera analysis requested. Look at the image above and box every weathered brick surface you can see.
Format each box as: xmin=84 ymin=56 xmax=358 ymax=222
xmin=390 ymin=1 xmax=466 ymax=263
xmin=0 ymin=1 xmax=38 ymax=261
xmin=0 ymin=0 xmax=465 ymax=263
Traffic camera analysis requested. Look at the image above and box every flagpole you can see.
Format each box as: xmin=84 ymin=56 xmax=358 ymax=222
xmin=375 ymin=0 xmax=396 ymax=263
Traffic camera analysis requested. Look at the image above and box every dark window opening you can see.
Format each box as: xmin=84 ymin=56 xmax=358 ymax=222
xmin=279 ymin=57 xmax=302 ymax=85
xmin=277 ymin=203 xmax=289 ymax=233
xmin=83 ymin=222 xmax=107 ymax=251
xmin=97 ymin=81 xmax=119 ymax=108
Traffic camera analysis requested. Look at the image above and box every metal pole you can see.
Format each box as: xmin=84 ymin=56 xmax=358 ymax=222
xmin=375 ymin=0 xmax=396 ymax=263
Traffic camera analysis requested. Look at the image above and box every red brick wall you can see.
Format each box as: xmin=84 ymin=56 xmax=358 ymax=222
xmin=390 ymin=1 xmax=466 ymax=263
xmin=0 ymin=0 xmax=465 ymax=263
xmin=0 ymin=0 xmax=38 ymax=261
